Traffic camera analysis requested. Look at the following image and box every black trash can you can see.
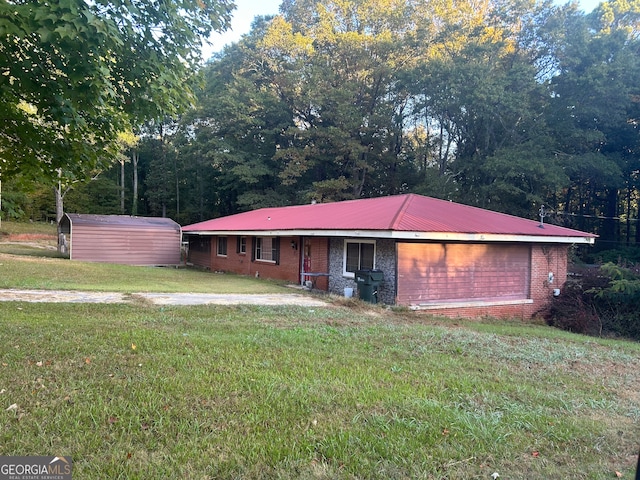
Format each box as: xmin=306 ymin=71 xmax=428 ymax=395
xmin=355 ymin=269 xmax=384 ymax=304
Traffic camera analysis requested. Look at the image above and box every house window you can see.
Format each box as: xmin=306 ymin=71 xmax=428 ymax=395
xmin=189 ymin=237 xmax=210 ymax=253
xmin=217 ymin=237 xmax=228 ymax=256
xmin=344 ymin=240 xmax=375 ymax=276
xmin=254 ymin=237 xmax=279 ymax=263
xmin=237 ymin=236 xmax=247 ymax=254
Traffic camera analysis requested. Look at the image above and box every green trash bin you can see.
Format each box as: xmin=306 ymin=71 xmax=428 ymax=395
xmin=355 ymin=269 xmax=384 ymax=304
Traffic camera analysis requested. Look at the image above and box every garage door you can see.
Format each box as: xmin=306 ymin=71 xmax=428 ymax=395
xmin=397 ymin=243 xmax=531 ymax=305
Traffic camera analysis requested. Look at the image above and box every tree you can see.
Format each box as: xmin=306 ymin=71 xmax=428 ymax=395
xmin=0 ymin=0 xmax=232 ymax=248
xmin=547 ymin=3 xmax=640 ymax=246
xmin=406 ymin=0 xmax=563 ymax=215
xmin=257 ymin=0 xmax=420 ymax=201
xmin=0 ymin=0 xmax=233 ymax=181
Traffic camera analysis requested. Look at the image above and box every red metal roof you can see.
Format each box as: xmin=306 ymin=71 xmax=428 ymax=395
xmin=183 ymin=194 xmax=596 ymax=239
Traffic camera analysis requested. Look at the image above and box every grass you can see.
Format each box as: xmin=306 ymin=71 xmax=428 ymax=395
xmin=0 ymin=221 xmax=639 ymax=478
xmin=0 ymin=303 xmax=638 ymax=479
xmin=0 ymin=253 xmax=289 ymax=293
xmin=0 ymin=221 xmax=289 ymax=293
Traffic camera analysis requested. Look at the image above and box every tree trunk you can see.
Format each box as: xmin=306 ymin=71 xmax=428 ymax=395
xmin=120 ymin=159 xmax=125 ymax=214
xmin=131 ymin=149 xmax=139 ymax=216
xmin=174 ymin=153 xmax=180 ymax=219
xmin=54 ymin=183 xmax=68 ymax=254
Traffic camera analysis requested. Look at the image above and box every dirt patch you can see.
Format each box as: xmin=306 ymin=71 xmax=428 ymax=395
xmin=4 ymin=233 xmax=56 ymax=242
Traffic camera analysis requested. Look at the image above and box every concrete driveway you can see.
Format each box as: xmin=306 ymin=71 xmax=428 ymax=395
xmin=0 ymin=289 xmax=331 ymax=307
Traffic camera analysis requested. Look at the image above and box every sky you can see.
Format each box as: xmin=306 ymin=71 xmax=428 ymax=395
xmin=203 ymin=0 xmax=603 ymax=60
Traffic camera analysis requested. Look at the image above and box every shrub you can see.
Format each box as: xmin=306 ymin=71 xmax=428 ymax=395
xmin=543 ymin=263 xmax=640 ymax=340
xmin=543 ymin=266 xmax=604 ymax=336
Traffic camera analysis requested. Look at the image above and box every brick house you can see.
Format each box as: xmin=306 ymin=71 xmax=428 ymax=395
xmin=182 ymin=194 xmax=595 ymax=319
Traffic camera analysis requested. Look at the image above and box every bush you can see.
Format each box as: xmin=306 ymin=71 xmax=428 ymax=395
xmin=543 ymin=266 xmax=604 ymax=336
xmin=542 ymin=263 xmax=640 ymax=341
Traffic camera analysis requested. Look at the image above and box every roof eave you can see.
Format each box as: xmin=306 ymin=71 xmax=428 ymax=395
xmin=183 ymin=229 xmax=595 ymax=244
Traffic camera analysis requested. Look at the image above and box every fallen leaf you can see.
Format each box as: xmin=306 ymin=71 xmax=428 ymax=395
xmin=442 ymin=429 xmax=450 ymax=436
xmin=84 ymin=358 xmax=91 ymax=365
xmin=131 ymin=343 xmax=137 ymax=351
xmin=36 ymin=361 xmax=43 ymax=367
xmin=491 ymin=473 xmax=500 ymax=480
xmin=6 ymin=403 xmax=18 ymax=411
xmin=108 ymin=416 xmax=118 ymax=425
xmin=0 ymin=389 xmax=5 ymax=394
xmin=615 ymin=471 xmax=623 ymax=478
xmin=126 ymin=452 xmax=132 ymax=459
xmin=532 ymin=451 xmax=540 ymax=457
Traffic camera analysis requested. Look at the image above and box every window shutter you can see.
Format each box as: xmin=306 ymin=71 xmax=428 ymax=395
xmin=274 ymin=237 xmax=280 ymax=265
xmin=236 ymin=237 xmax=240 ymax=254
xmin=251 ymin=237 xmax=256 ymax=261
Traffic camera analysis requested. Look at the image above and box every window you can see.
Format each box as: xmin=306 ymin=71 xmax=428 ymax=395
xmin=344 ymin=240 xmax=375 ymax=276
xmin=190 ymin=237 xmax=210 ymax=253
xmin=237 ymin=236 xmax=247 ymax=254
xmin=254 ymin=237 xmax=279 ymax=263
xmin=217 ymin=237 xmax=228 ymax=256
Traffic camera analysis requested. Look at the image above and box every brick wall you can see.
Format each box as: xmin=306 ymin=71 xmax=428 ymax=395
xmin=187 ymin=236 xmax=211 ymax=269
xmin=188 ymin=233 xmax=570 ymax=320
xmin=205 ymin=235 xmax=302 ymax=284
xmin=416 ymin=244 xmax=569 ymax=320
xmin=529 ymin=243 xmax=569 ymax=307
xmin=418 ymin=302 xmax=533 ymax=319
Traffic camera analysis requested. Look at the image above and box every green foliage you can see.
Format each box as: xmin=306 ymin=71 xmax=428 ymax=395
xmin=588 ymin=247 xmax=640 ymax=265
xmin=64 ymin=176 xmax=121 ymax=215
xmin=0 ymin=0 xmax=234 ymax=184
xmin=5 ymin=0 xmax=640 ymax=240
xmin=545 ymin=263 xmax=640 ymax=340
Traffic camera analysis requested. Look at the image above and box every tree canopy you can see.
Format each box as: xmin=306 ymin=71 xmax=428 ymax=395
xmin=4 ymin=0 xmax=640 ymax=255
xmin=0 ymin=0 xmax=234 ymax=182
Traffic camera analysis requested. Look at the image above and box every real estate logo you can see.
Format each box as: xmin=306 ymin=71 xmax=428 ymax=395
xmin=0 ymin=456 xmax=71 ymax=480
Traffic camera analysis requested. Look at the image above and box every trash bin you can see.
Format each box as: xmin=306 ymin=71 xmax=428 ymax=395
xmin=355 ymin=269 xmax=384 ymax=304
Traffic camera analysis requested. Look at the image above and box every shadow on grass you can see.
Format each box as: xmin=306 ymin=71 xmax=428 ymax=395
xmin=0 ymin=243 xmax=68 ymax=259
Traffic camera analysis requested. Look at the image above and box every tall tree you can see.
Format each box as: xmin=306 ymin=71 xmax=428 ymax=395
xmin=259 ymin=0 xmax=419 ymax=201
xmin=0 ymin=0 xmax=232 ymax=248
xmin=407 ymin=0 xmax=563 ymax=216
xmin=547 ymin=2 xmax=640 ymax=245
xmin=0 ymin=0 xmax=233 ymax=181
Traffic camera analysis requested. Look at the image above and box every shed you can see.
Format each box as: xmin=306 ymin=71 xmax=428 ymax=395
xmin=60 ymin=214 xmax=181 ymax=266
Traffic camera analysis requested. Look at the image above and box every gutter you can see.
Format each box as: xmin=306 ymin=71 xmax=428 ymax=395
xmin=182 ymin=229 xmax=596 ymax=245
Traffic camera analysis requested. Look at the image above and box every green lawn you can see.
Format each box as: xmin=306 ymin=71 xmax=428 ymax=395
xmin=0 ymin=221 xmax=288 ymax=293
xmin=0 ymin=253 xmax=289 ymax=293
xmin=0 ymin=222 xmax=638 ymax=478
xmin=0 ymin=302 xmax=638 ymax=479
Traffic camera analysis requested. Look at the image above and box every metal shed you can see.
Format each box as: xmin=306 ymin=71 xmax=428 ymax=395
xmin=60 ymin=214 xmax=181 ymax=265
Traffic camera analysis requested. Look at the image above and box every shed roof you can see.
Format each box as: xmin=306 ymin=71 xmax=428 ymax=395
xmin=64 ymin=214 xmax=180 ymax=232
xmin=183 ymin=194 xmax=596 ymax=244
